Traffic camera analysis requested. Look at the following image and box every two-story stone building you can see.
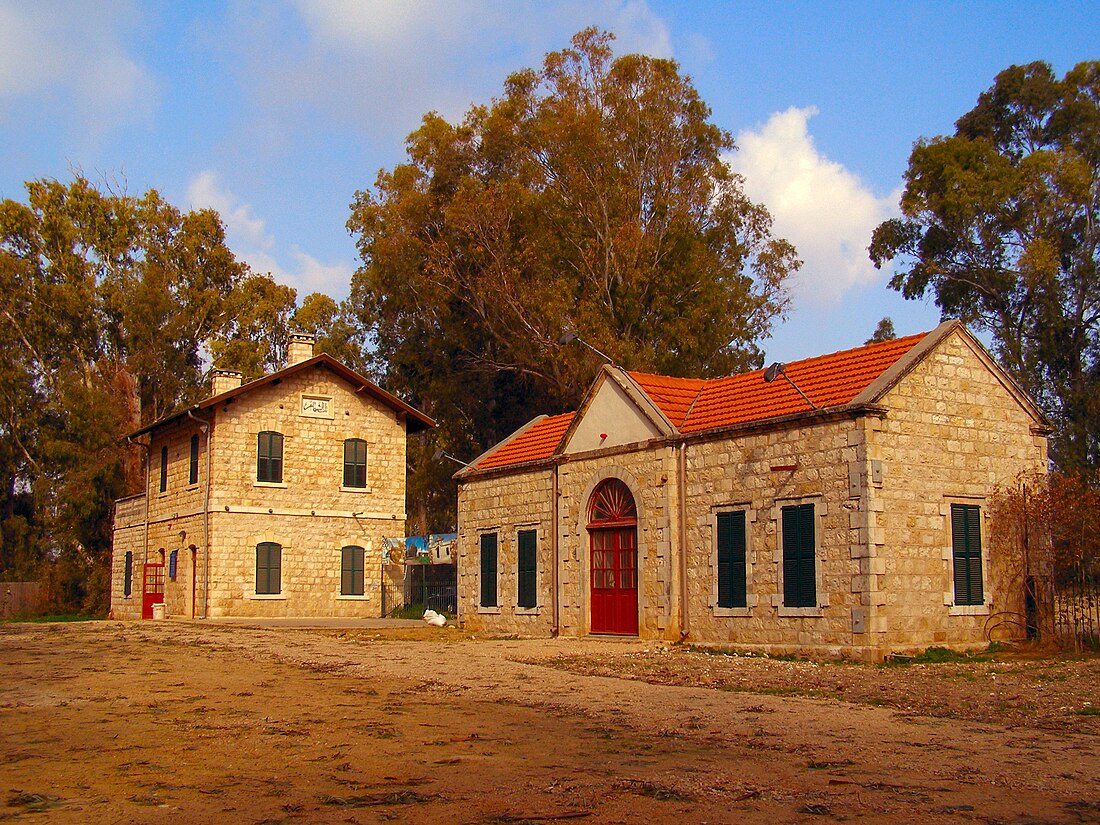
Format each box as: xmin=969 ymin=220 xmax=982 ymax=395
xmin=110 ymin=334 xmax=435 ymax=620
xmin=454 ymin=321 xmax=1049 ymax=659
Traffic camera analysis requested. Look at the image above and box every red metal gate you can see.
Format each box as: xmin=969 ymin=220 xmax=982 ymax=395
xmin=588 ymin=478 xmax=639 ymax=636
xmin=142 ymin=563 xmax=165 ymax=619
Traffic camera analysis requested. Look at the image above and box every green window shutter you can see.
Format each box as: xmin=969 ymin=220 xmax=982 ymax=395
xmin=782 ymin=504 xmax=816 ymax=608
xmin=951 ymin=504 xmax=984 ymax=606
xmin=343 ymin=439 xmax=367 ymax=488
xmin=256 ymin=542 xmax=282 ymax=594
xmin=160 ymin=446 xmax=168 ymax=492
xmin=341 ymin=545 xmax=365 ymax=596
xmin=517 ymin=530 xmax=537 ymax=609
xmin=189 ymin=434 xmax=199 ymax=485
xmin=258 ymin=432 xmax=284 ymax=483
xmin=717 ymin=511 xmax=747 ymax=609
xmin=124 ymin=551 xmax=133 ymax=596
xmin=480 ymin=533 xmax=498 ymax=608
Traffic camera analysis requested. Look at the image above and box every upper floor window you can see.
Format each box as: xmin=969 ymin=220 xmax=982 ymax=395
xmin=159 ymin=446 xmax=168 ymax=492
xmin=257 ymin=431 xmax=284 ymax=484
xmin=343 ymin=439 xmax=367 ymax=488
xmin=189 ymin=434 xmax=200 ymax=485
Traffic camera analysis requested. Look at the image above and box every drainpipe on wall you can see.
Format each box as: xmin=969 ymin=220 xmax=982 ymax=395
xmin=186 ymin=409 xmax=212 ymax=620
xmin=677 ymin=442 xmax=690 ymax=641
xmin=551 ymin=463 xmax=560 ymax=637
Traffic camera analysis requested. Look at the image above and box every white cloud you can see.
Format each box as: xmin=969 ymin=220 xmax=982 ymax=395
xmin=725 ymin=106 xmax=899 ymax=307
xmin=186 ymin=170 xmax=354 ymax=299
xmin=0 ymin=1 xmax=156 ymax=132
xmin=233 ymin=1 xmax=672 ymax=141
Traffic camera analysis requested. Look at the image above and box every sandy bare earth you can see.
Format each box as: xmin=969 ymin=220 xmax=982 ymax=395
xmin=1 ymin=622 xmax=1099 ymax=824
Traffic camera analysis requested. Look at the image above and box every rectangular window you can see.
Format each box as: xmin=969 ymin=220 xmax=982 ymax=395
xmin=257 ymin=432 xmax=284 ymax=483
xmin=480 ymin=532 xmax=498 ymax=608
xmin=951 ymin=504 xmax=984 ymax=606
xmin=256 ymin=542 xmax=282 ymax=594
xmin=782 ymin=503 xmax=816 ymax=608
xmin=517 ymin=529 xmax=537 ymax=609
xmin=343 ymin=439 xmax=367 ymax=488
xmin=159 ymin=445 xmax=168 ymax=492
xmin=341 ymin=545 xmax=365 ymax=596
xmin=189 ymin=434 xmax=200 ymax=485
xmin=123 ymin=551 xmax=133 ymax=597
xmin=717 ymin=510 xmax=748 ymax=609
xmin=168 ymin=549 xmax=178 ymax=581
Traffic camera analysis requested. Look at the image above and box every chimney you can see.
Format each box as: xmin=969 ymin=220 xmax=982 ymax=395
xmin=287 ymin=331 xmax=315 ymax=367
xmin=211 ymin=369 xmax=243 ymax=397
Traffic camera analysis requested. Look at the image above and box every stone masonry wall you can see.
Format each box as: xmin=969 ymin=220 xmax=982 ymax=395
xmin=111 ymin=361 xmax=410 ymax=619
xmin=457 ymin=470 xmax=555 ymax=634
xmin=870 ymin=331 xmax=1047 ymax=652
xmin=682 ymin=416 xmax=866 ymax=657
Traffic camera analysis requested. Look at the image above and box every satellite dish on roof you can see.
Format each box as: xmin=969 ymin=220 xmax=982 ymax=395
xmin=763 ymin=362 xmax=784 ymax=383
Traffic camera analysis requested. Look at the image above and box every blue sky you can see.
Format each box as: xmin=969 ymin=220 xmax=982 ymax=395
xmin=1 ymin=1 xmax=1096 ymax=364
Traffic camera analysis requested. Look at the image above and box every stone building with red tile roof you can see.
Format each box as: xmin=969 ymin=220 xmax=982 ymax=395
xmin=454 ymin=321 xmax=1050 ymax=659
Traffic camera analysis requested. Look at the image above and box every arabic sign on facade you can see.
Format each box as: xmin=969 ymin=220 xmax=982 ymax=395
xmin=299 ymin=394 xmax=334 ymax=419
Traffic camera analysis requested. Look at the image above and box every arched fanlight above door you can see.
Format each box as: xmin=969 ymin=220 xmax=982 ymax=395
xmin=587 ymin=478 xmax=637 ymax=527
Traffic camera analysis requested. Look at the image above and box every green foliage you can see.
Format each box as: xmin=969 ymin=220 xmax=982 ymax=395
xmin=0 ymin=176 xmax=315 ymax=612
xmin=348 ymin=30 xmax=798 ymax=526
xmin=870 ymin=61 xmax=1100 ymax=471
xmin=865 ymin=317 xmax=896 ymax=345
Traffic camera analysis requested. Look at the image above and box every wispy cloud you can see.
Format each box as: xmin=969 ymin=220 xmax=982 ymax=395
xmin=186 ymin=170 xmax=353 ymax=300
xmin=726 ymin=106 xmax=899 ymax=307
xmin=0 ymin=1 xmax=156 ymax=134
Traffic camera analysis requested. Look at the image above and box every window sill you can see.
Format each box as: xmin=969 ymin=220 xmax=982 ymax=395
xmin=254 ymin=481 xmax=288 ymax=489
xmin=336 ymin=595 xmax=369 ymax=601
xmin=339 ymin=486 xmax=372 ymax=494
xmin=477 ymin=606 xmax=501 ymax=614
xmin=712 ymin=607 xmax=752 ymax=618
xmin=514 ymin=606 xmax=540 ymax=615
xmin=777 ymin=606 xmax=824 ymax=618
xmin=949 ymin=604 xmax=990 ymax=616
xmin=250 ymin=594 xmax=286 ymax=600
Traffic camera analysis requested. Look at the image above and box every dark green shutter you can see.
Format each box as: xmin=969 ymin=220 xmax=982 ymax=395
xmin=341 ymin=545 xmax=365 ymax=596
xmin=782 ymin=504 xmax=816 ymax=608
xmin=480 ymin=533 xmax=498 ymax=608
xmin=258 ymin=432 xmax=284 ymax=483
xmin=717 ymin=511 xmax=747 ymax=609
xmin=124 ymin=551 xmax=133 ymax=596
xmin=517 ymin=530 xmax=537 ymax=609
xmin=951 ymin=504 xmax=984 ymax=606
xmin=256 ymin=542 xmax=282 ymax=594
xmin=189 ymin=434 xmax=199 ymax=485
xmin=160 ymin=446 xmax=168 ymax=492
xmin=343 ymin=439 xmax=367 ymax=488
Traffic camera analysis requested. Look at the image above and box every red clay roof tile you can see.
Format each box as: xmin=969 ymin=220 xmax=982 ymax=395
xmin=475 ymin=412 xmax=576 ymax=470
xmin=470 ymin=333 xmax=927 ymax=472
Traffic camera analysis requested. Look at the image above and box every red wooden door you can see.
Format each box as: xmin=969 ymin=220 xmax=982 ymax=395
xmin=590 ymin=526 xmax=638 ymax=635
xmin=142 ymin=563 xmax=165 ymax=619
xmin=588 ymin=478 xmax=639 ymax=636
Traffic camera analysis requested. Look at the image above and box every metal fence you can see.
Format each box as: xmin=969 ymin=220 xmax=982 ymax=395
xmin=1029 ymin=575 xmax=1100 ymax=650
xmin=381 ymin=567 xmax=457 ymax=617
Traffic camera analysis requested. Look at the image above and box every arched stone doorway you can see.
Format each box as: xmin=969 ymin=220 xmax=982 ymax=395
xmin=588 ymin=478 xmax=639 ymax=635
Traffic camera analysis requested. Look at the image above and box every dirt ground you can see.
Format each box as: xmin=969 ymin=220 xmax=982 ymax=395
xmin=2 ymin=622 xmax=1099 ymax=824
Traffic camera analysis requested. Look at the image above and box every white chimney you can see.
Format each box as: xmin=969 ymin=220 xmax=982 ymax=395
xmin=211 ymin=369 xmax=243 ymax=396
xmin=287 ymin=331 xmax=316 ymax=367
